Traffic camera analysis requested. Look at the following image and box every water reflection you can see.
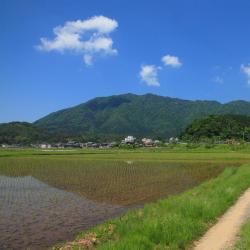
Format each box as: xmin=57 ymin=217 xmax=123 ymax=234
xmin=0 ymin=176 xmax=127 ymax=250
xmin=0 ymin=158 xmax=236 ymax=249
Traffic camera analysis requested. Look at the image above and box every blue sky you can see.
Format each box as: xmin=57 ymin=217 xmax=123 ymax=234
xmin=1 ymin=0 xmax=250 ymax=123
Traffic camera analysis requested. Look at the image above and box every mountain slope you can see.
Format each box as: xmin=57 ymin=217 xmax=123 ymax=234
xmin=0 ymin=122 xmax=48 ymax=144
xmin=34 ymin=93 xmax=250 ymax=138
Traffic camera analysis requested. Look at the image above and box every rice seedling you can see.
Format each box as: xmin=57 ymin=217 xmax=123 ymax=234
xmin=1 ymin=148 xmax=250 ymax=249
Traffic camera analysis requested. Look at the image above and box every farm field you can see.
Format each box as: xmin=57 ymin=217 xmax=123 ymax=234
xmin=1 ymin=146 xmax=250 ymax=249
xmin=69 ymin=164 xmax=250 ymax=250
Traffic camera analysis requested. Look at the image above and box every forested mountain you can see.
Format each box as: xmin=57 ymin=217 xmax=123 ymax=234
xmin=180 ymin=114 xmax=250 ymax=141
xmin=34 ymin=93 xmax=250 ymax=138
xmin=0 ymin=122 xmax=49 ymax=144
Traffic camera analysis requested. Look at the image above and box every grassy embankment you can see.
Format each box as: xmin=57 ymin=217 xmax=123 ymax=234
xmin=57 ymin=164 xmax=250 ymax=250
xmin=233 ymin=221 xmax=250 ymax=249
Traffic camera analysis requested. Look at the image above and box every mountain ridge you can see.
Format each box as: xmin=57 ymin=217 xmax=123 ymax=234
xmin=34 ymin=93 xmax=250 ymax=138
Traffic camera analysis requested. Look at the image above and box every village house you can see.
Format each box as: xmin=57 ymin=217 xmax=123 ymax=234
xmin=122 ymin=136 xmax=136 ymax=144
xmin=169 ymin=137 xmax=179 ymax=144
xmin=142 ymin=138 xmax=155 ymax=147
xmin=39 ymin=144 xmax=52 ymax=149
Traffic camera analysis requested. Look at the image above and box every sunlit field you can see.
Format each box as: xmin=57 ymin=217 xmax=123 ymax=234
xmin=1 ymin=145 xmax=250 ymax=249
xmin=0 ymin=157 xmax=233 ymax=205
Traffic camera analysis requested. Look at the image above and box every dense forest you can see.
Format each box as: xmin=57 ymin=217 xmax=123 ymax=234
xmin=2 ymin=94 xmax=250 ymax=144
xmin=35 ymin=93 xmax=250 ymax=138
xmin=0 ymin=122 xmax=124 ymax=144
xmin=2 ymin=115 xmax=250 ymax=145
xmin=0 ymin=122 xmax=84 ymax=145
xmin=0 ymin=122 xmax=49 ymax=144
xmin=180 ymin=114 xmax=250 ymax=142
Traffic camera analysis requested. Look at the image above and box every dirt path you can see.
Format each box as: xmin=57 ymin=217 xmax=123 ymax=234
xmin=193 ymin=188 xmax=250 ymax=250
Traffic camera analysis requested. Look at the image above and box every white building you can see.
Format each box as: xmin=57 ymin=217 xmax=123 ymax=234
xmin=39 ymin=144 xmax=51 ymax=149
xmin=124 ymin=136 xmax=136 ymax=144
xmin=169 ymin=137 xmax=179 ymax=143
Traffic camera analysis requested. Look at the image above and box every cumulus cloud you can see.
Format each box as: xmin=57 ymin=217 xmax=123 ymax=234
xmin=139 ymin=65 xmax=160 ymax=87
xmin=36 ymin=15 xmax=118 ymax=65
xmin=241 ymin=64 xmax=250 ymax=85
xmin=162 ymin=54 xmax=182 ymax=68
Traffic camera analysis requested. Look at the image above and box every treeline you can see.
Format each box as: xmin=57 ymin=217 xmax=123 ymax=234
xmin=0 ymin=121 xmax=168 ymax=145
xmin=0 ymin=122 xmax=126 ymax=145
xmin=2 ymin=114 xmax=250 ymax=145
xmin=0 ymin=122 xmax=63 ymax=145
xmin=180 ymin=114 xmax=250 ymax=142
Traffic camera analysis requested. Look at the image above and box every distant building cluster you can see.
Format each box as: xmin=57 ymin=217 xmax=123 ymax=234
xmin=0 ymin=136 xmax=181 ymax=149
xmin=32 ymin=141 xmax=117 ymax=149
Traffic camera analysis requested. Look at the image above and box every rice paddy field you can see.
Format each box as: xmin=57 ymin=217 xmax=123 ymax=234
xmin=1 ymin=145 xmax=250 ymax=249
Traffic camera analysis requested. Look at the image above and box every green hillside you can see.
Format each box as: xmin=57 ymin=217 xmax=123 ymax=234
xmin=180 ymin=114 xmax=250 ymax=141
xmin=34 ymin=93 xmax=250 ymax=138
xmin=0 ymin=122 xmax=49 ymax=144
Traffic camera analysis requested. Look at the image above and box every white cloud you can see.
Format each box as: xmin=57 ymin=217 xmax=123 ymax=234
xmin=83 ymin=54 xmax=93 ymax=66
xmin=162 ymin=54 xmax=182 ymax=68
xmin=213 ymin=76 xmax=224 ymax=84
xmin=36 ymin=15 xmax=118 ymax=65
xmin=241 ymin=64 xmax=250 ymax=85
xmin=139 ymin=65 xmax=160 ymax=87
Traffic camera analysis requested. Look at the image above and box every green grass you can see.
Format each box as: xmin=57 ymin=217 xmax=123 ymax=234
xmin=58 ymin=164 xmax=250 ymax=250
xmin=3 ymin=144 xmax=250 ymax=162
xmin=233 ymin=220 xmax=250 ymax=249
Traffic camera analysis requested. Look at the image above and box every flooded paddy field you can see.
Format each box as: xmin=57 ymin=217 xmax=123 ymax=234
xmin=0 ymin=149 xmax=249 ymax=249
xmin=0 ymin=175 xmax=126 ymax=250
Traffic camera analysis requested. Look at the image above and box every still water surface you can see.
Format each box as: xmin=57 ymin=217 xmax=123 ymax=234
xmin=0 ymin=176 xmax=127 ymax=250
xmin=0 ymin=158 xmax=233 ymax=249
